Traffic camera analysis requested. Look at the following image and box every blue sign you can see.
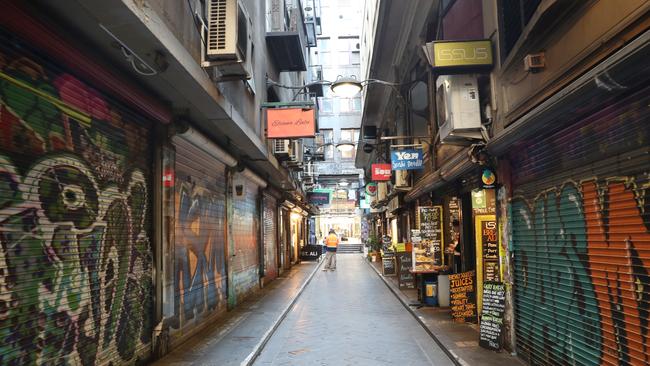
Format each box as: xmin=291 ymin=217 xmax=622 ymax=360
xmin=391 ymin=148 xmax=424 ymax=170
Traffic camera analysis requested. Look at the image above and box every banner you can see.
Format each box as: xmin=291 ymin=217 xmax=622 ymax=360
xmin=307 ymin=190 xmax=331 ymax=205
xmin=371 ymin=163 xmax=391 ymax=181
xmin=266 ymin=108 xmax=316 ymax=138
xmin=391 ymin=148 xmax=423 ymax=170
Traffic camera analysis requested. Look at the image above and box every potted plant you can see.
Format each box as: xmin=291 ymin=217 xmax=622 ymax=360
xmin=366 ymin=235 xmax=381 ymax=262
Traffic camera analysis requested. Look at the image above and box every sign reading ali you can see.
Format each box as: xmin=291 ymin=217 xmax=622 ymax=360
xmin=428 ymin=40 xmax=493 ymax=70
xmin=391 ymin=149 xmax=424 ymax=170
xmin=371 ymin=163 xmax=391 ymax=181
xmin=266 ymin=108 xmax=316 ymax=138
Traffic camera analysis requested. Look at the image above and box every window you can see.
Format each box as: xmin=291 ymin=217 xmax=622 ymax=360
xmin=339 ymin=98 xmax=351 ymax=113
xmin=318 ymin=98 xmax=333 ymax=113
xmin=499 ymin=0 xmax=541 ymax=59
xmin=351 ymin=51 xmax=360 ymax=65
xmin=320 ymin=129 xmax=334 ymax=160
xmin=352 ymin=97 xmax=362 ymax=112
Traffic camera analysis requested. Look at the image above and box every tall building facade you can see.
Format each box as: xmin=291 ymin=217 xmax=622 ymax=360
xmin=307 ymin=0 xmax=365 ymax=241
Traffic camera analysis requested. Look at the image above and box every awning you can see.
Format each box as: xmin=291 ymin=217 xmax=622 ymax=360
xmin=266 ymin=32 xmax=307 ymax=72
xmin=487 ymin=29 xmax=650 ymax=156
xmin=405 ymin=148 xmax=474 ymax=202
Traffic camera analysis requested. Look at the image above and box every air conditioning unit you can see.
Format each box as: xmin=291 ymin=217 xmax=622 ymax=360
xmin=436 ymin=75 xmax=483 ymax=145
xmin=273 ymin=139 xmax=291 ymax=157
xmin=394 ymin=170 xmax=411 ymax=190
xmin=203 ymin=0 xmax=252 ymax=79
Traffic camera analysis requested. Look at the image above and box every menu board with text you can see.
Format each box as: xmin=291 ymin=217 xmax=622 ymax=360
xmin=481 ymin=219 xmax=500 ymax=282
xmin=479 ymin=282 xmax=506 ymax=350
xmin=397 ymin=252 xmax=415 ymax=289
xmin=418 ymin=206 xmax=443 ymax=266
xmin=449 ymin=270 xmax=477 ymax=323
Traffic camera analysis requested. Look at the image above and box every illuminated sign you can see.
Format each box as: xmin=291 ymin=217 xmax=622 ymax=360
xmin=391 ymin=149 xmax=423 ymax=170
xmin=266 ymin=108 xmax=316 ymax=138
xmin=371 ymin=163 xmax=392 ymax=181
xmin=308 ymin=190 xmax=331 ymax=205
xmin=365 ymin=182 xmax=377 ymax=196
xmin=426 ymin=40 xmax=493 ymax=71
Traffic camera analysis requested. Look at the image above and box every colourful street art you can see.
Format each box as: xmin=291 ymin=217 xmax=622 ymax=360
xmin=512 ymin=178 xmax=650 ymax=366
xmin=0 ymin=36 xmax=152 ymax=365
xmin=172 ymin=178 xmax=227 ymax=330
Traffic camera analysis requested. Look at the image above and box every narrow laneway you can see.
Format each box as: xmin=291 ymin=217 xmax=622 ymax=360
xmin=254 ymin=255 xmax=455 ymax=366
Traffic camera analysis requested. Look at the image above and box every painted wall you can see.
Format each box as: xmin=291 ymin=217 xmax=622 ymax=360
xmin=0 ymin=34 xmax=153 ymax=364
xmin=169 ymin=136 xmax=228 ymax=339
xmin=231 ymin=178 xmax=260 ymax=303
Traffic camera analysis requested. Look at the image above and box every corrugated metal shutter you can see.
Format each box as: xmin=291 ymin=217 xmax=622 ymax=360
xmin=231 ymin=177 xmax=260 ymax=302
xmin=170 ymin=135 xmax=228 ymax=339
xmin=263 ymin=194 xmax=278 ymax=281
xmin=0 ymin=31 xmax=154 ymax=365
xmin=510 ymin=86 xmax=650 ymax=366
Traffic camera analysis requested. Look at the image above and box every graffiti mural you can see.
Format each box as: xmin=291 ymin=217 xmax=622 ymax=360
xmin=0 ymin=37 xmax=152 ymax=365
xmin=512 ymin=178 xmax=650 ymax=366
xmin=172 ymin=177 xmax=227 ymax=330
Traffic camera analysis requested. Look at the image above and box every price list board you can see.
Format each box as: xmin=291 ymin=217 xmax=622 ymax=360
xmin=418 ymin=206 xmax=443 ymax=265
xmin=481 ymin=220 xmax=500 ymax=282
xmin=479 ymin=282 xmax=506 ymax=350
xmin=382 ymin=256 xmax=396 ymax=276
xmin=449 ymin=270 xmax=477 ymax=323
xmin=397 ymin=252 xmax=415 ymax=289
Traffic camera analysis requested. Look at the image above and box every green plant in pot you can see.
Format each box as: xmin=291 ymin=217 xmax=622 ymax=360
xmin=366 ymin=235 xmax=382 ymax=261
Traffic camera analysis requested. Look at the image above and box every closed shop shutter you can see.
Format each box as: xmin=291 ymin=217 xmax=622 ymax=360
xmin=231 ymin=176 xmax=261 ymax=302
xmin=263 ymin=194 xmax=278 ymax=281
xmin=510 ymin=86 xmax=650 ymax=366
xmin=0 ymin=30 xmax=154 ymax=365
xmin=170 ymin=135 xmax=228 ymax=339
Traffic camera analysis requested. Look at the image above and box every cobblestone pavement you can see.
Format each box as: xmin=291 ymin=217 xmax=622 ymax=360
xmin=254 ymin=254 xmax=455 ymax=366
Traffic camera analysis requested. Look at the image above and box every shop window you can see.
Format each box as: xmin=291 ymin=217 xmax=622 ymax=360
xmin=499 ymin=0 xmax=541 ymax=60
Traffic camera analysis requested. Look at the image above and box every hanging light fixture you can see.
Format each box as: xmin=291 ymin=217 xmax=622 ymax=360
xmin=335 ymin=142 xmax=356 ymax=152
xmin=330 ymin=76 xmax=363 ymax=98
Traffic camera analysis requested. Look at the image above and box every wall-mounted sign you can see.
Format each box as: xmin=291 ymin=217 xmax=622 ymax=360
xmin=482 ymin=169 xmax=496 ymax=188
xmin=424 ymin=40 xmax=493 ymax=71
xmin=266 ymin=108 xmax=316 ymax=138
xmin=371 ymin=163 xmax=392 ymax=181
xmin=449 ymin=270 xmax=477 ymax=323
xmin=308 ymin=190 xmax=331 ymax=205
xmin=365 ymin=182 xmax=377 ymax=196
xmin=418 ymin=206 xmax=443 ymax=266
xmin=391 ymin=148 xmax=423 ymax=170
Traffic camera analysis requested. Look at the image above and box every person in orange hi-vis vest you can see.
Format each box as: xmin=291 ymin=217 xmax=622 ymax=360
xmin=322 ymin=228 xmax=339 ymax=271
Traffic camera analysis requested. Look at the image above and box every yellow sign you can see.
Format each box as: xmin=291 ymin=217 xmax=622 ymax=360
xmin=395 ymin=242 xmax=406 ymax=252
xmin=431 ymin=40 xmax=493 ymax=69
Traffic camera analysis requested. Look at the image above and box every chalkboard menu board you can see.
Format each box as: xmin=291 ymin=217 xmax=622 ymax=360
xmin=479 ymin=282 xmax=506 ymax=350
xmin=397 ymin=253 xmax=415 ymax=289
xmin=418 ymin=206 xmax=443 ymax=265
xmin=382 ymin=256 xmax=396 ymax=276
xmin=449 ymin=270 xmax=477 ymax=323
xmin=300 ymin=245 xmax=322 ymax=261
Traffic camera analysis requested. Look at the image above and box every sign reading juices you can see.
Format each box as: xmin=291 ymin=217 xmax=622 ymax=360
xmin=266 ymin=108 xmax=316 ymax=138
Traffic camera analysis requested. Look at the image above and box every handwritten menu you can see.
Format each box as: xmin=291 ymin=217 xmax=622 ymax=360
xmin=382 ymin=256 xmax=396 ymax=276
xmin=449 ymin=270 xmax=477 ymax=323
xmin=481 ymin=219 xmax=500 ymax=282
xmin=479 ymin=282 xmax=506 ymax=350
xmin=418 ymin=206 xmax=443 ymax=265
xmin=397 ymin=253 xmax=415 ymax=289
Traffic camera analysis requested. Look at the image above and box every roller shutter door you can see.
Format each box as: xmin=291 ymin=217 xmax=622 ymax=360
xmin=170 ymin=135 xmax=228 ymax=339
xmin=510 ymin=86 xmax=650 ymax=366
xmin=231 ymin=176 xmax=261 ymax=302
xmin=263 ymin=194 xmax=278 ymax=281
xmin=0 ymin=30 xmax=154 ymax=364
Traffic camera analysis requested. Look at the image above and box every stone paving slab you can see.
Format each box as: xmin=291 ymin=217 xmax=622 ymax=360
xmin=253 ymin=254 xmax=455 ymax=366
xmin=367 ymin=259 xmax=525 ymax=366
xmin=153 ymin=261 xmax=319 ymax=366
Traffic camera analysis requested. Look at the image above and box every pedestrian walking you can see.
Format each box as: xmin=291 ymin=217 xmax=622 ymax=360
xmin=322 ymin=229 xmax=339 ymax=271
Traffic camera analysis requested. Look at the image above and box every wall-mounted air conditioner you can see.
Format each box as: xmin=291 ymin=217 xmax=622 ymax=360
xmin=436 ymin=75 xmax=483 ymax=145
xmin=273 ymin=139 xmax=291 ymax=157
xmin=394 ymin=170 xmax=411 ymax=190
xmin=202 ymin=0 xmax=252 ymax=79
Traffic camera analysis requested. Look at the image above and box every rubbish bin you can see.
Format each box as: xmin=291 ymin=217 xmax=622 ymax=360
xmin=437 ymin=274 xmax=450 ymax=307
xmin=423 ymin=280 xmax=438 ymax=306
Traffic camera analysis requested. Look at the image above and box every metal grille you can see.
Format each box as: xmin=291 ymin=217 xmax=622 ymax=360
xmin=510 ymin=86 xmax=650 ymax=365
xmin=170 ymin=135 xmax=228 ymax=339
xmin=263 ymin=195 xmax=278 ymax=281
xmin=208 ymin=0 xmax=228 ymax=51
xmin=0 ymin=31 xmax=153 ymax=365
xmin=231 ymin=177 xmax=260 ymax=302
